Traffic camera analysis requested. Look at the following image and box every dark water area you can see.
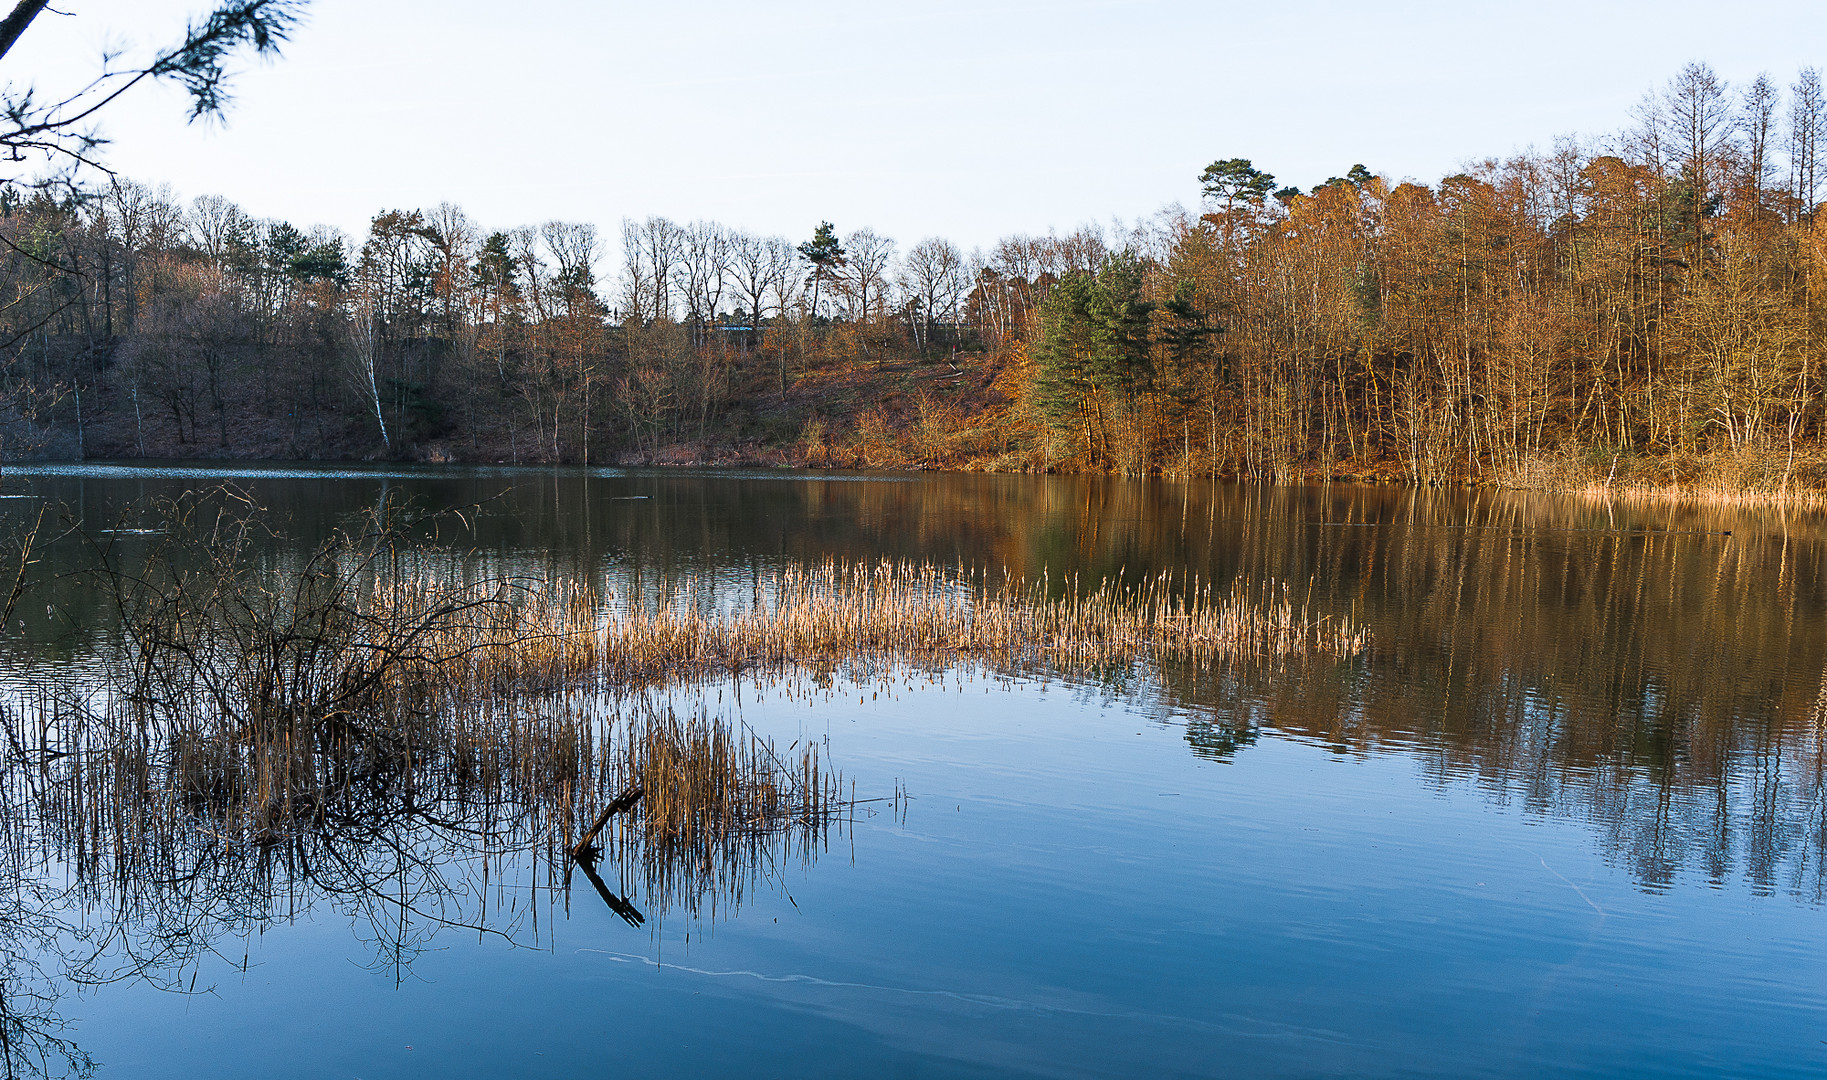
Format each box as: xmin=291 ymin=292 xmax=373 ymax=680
xmin=1 ymin=462 xmax=1825 ymax=1078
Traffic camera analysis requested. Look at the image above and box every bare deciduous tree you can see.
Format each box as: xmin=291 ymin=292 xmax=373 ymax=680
xmin=1791 ymin=67 xmax=1826 ymax=218
xmin=898 ymin=236 xmax=969 ymax=352
xmin=1739 ymin=72 xmax=1779 ymax=211
xmin=674 ymin=220 xmax=731 ymax=338
xmin=1665 ymin=61 xmax=1734 ymax=225
xmin=727 ymin=230 xmax=775 ymax=342
xmin=187 ymin=194 xmax=253 ymax=268
xmin=838 ymin=227 xmax=895 ymax=324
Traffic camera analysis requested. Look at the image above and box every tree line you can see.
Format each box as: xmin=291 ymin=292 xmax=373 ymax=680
xmin=4 ymin=60 xmax=1827 ymax=489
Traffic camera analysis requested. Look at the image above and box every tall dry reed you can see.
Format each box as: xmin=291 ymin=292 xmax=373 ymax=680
xmin=436 ymin=560 xmax=1370 ymax=697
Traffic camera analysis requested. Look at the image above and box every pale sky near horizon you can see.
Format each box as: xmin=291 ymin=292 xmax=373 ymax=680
xmin=12 ymin=1 xmax=1827 ymax=258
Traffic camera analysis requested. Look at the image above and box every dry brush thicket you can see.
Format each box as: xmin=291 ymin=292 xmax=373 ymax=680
xmin=568 ymin=560 xmax=1368 ymax=688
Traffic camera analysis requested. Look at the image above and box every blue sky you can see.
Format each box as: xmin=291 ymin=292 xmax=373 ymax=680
xmin=14 ymin=0 xmax=1827 ymax=251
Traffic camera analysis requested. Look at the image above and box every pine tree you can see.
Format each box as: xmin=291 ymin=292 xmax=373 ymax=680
xmin=1031 ymin=252 xmax=1154 ymax=466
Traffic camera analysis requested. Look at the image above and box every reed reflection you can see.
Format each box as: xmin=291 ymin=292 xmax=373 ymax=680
xmin=0 ymin=687 xmax=846 ymax=1080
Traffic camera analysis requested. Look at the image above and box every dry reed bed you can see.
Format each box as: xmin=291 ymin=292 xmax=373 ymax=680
xmin=18 ymin=559 xmax=857 ymax=904
xmin=1570 ymin=481 xmax=1827 ymax=508
xmin=424 ymin=560 xmax=1370 ymax=698
xmin=44 ymin=555 xmax=1367 ymax=847
xmin=595 ymin=703 xmax=838 ymax=920
xmin=34 ymin=558 xmax=1359 ymax=895
xmin=1497 ymin=444 xmax=1827 ymax=506
xmin=4 ymin=526 xmax=1365 ymax=932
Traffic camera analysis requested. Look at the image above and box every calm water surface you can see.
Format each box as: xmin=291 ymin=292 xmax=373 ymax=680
xmin=3 ymin=463 xmax=1825 ymax=1078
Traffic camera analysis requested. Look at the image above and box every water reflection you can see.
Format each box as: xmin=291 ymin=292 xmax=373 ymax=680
xmin=5 ymin=468 xmax=1824 ymax=902
xmin=0 ymin=466 xmax=1823 ymax=1075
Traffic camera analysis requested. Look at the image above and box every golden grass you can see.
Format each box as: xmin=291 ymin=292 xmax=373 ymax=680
xmin=592 ymin=701 xmax=839 ymax=919
xmin=1496 ymin=444 xmax=1827 ymax=507
xmin=1568 ymin=481 xmax=1827 ymax=508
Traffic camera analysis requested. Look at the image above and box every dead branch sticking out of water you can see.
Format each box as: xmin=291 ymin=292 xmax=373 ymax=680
xmin=572 ymin=785 xmax=643 ymax=860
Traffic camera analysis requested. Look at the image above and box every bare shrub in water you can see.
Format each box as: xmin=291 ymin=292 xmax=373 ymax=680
xmin=64 ymin=489 xmax=843 ymax=858
xmin=75 ymin=488 xmax=511 ymax=841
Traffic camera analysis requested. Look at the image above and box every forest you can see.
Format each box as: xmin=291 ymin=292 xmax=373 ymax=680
xmin=3 ymin=60 xmax=1827 ymax=495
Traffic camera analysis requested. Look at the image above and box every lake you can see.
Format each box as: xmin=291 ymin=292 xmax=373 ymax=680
xmin=1 ymin=463 xmax=1824 ymax=1079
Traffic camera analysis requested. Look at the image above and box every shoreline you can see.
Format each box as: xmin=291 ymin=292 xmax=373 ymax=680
xmin=7 ymin=449 xmax=1827 ymax=508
